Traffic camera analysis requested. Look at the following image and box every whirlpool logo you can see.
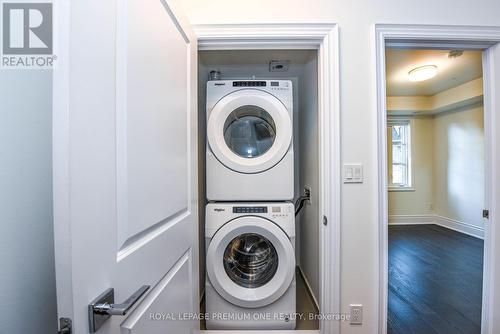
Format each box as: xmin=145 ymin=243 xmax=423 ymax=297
xmin=2 ymin=1 xmax=55 ymax=68
xmin=214 ymin=208 xmax=226 ymax=212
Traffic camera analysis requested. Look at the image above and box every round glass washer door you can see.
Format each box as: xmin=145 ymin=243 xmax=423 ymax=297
xmin=206 ymin=216 xmax=295 ymax=308
xmin=207 ymin=89 xmax=292 ymax=174
xmin=223 ymin=232 xmax=279 ymax=288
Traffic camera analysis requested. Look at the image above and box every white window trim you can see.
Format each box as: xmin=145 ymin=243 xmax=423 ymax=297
xmin=388 ymin=118 xmax=414 ymax=192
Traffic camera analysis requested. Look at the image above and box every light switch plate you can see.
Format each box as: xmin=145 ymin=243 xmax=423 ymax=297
xmin=343 ymin=164 xmax=363 ymax=183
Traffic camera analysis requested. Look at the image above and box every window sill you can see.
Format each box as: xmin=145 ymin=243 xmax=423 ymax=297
xmin=388 ymin=187 xmax=415 ymax=192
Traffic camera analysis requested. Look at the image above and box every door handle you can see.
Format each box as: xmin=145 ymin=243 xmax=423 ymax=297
xmin=92 ymin=285 xmax=150 ymax=315
xmin=89 ymin=285 xmax=150 ymax=333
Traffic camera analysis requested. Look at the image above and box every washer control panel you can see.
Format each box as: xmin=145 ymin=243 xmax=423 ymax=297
xmin=207 ymin=203 xmax=295 ymax=235
xmin=228 ymin=204 xmax=293 ymax=218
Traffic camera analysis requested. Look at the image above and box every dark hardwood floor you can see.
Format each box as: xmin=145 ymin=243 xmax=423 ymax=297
xmin=388 ymin=224 xmax=484 ymax=334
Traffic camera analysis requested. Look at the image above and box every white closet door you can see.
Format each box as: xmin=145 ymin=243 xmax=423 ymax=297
xmin=53 ymin=0 xmax=199 ymax=333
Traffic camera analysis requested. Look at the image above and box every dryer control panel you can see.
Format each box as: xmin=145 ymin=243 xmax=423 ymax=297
xmin=206 ymin=80 xmax=293 ymax=113
xmin=232 ymin=81 xmax=267 ymax=87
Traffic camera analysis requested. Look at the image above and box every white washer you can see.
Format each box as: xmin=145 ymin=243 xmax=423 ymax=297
xmin=206 ymin=80 xmax=294 ymax=201
xmin=205 ymin=202 xmax=296 ymax=330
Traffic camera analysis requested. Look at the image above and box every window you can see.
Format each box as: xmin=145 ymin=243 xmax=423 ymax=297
xmin=388 ymin=120 xmax=412 ymax=190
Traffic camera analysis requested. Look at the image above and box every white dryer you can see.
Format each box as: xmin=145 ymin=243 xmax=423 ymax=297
xmin=206 ymin=80 xmax=294 ymax=201
xmin=205 ymin=202 xmax=296 ymax=330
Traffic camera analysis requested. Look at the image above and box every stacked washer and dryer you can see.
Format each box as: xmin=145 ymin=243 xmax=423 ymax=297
xmin=205 ymin=79 xmax=296 ymax=330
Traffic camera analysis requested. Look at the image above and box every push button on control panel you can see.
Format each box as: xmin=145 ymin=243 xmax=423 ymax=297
xmin=233 ymin=206 xmax=268 ymax=213
xmin=233 ymin=81 xmax=267 ymax=87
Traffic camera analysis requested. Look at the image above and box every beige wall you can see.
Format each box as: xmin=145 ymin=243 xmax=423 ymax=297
xmin=388 ymin=106 xmax=485 ymax=229
xmin=388 ymin=76 xmax=485 ymax=229
xmin=180 ymin=1 xmax=500 ymax=331
xmin=387 ymin=78 xmax=484 ymax=115
xmin=433 ymin=105 xmax=485 ymax=227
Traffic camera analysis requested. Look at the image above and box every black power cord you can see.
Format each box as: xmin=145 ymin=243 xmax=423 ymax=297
xmin=295 ymin=188 xmax=311 ymax=216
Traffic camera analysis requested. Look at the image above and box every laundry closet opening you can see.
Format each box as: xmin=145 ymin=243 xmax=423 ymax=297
xmin=198 ymin=49 xmax=321 ymax=331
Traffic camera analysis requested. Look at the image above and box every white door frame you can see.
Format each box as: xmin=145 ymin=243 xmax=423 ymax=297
xmin=194 ymin=23 xmax=341 ymax=334
xmin=375 ymin=24 xmax=500 ymax=334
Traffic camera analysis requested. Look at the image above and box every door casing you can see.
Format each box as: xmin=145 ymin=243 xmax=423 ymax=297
xmin=375 ymin=24 xmax=500 ymax=334
xmin=194 ymin=23 xmax=341 ymax=334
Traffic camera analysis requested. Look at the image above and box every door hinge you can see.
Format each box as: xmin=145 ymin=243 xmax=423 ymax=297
xmin=58 ymin=318 xmax=72 ymax=334
xmin=483 ymin=209 xmax=490 ymax=219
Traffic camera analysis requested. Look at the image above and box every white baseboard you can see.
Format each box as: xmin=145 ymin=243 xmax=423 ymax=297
xmin=434 ymin=215 xmax=484 ymax=239
xmin=388 ymin=214 xmax=484 ymax=239
xmin=388 ymin=214 xmax=435 ymax=225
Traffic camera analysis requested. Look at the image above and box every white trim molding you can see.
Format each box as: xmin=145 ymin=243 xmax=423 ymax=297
xmin=195 ymin=23 xmax=339 ymax=50
xmin=52 ymin=0 xmax=73 ymax=323
xmin=194 ymin=24 xmax=341 ymax=334
xmin=375 ymin=24 xmax=500 ymax=334
xmin=388 ymin=214 xmax=435 ymax=226
xmin=481 ymin=43 xmax=499 ymax=334
xmin=388 ymin=214 xmax=484 ymax=239
xmin=435 ymin=215 xmax=485 ymax=239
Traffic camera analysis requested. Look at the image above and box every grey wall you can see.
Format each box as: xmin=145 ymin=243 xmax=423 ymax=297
xmin=197 ymin=59 xmax=208 ymax=298
xmin=298 ymin=53 xmax=320 ymax=306
xmin=0 ymin=70 xmax=56 ymax=333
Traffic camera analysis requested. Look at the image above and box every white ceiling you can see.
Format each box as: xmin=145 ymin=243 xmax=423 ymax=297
xmin=386 ymin=49 xmax=483 ymax=96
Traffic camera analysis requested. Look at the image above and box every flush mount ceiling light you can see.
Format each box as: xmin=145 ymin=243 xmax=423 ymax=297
xmin=408 ymin=65 xmax=438 ymax=82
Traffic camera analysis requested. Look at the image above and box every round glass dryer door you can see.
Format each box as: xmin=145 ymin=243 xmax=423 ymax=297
xmin=223 ymin=106 xmax=276 ymax=159
xmin=206 ymin=216 xmax=295 ymax=308
xmin=207 ymin=89 xmax=292 ymax=174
